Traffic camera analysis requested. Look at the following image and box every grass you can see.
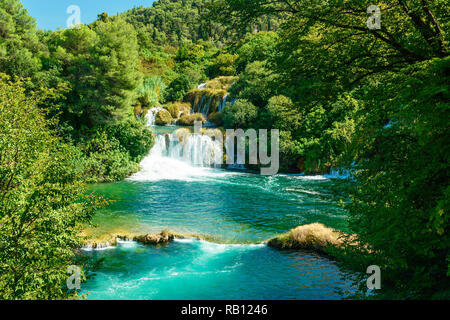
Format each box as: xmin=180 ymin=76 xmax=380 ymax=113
xmin=268 ymin=223 xmax=344 ymax=254
xmin=205 ymin=76 xmax=237 ymax=91
xmin=155 ymin=109 xmax=173 ymax=125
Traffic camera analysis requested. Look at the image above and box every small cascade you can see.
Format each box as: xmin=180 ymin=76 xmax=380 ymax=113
xmin=166 ymin=131 xmax=223 ymax=168
xmin=196 ymin=95 xmax=206 ymax=114
xmin=146 ymin=106 xmax=164 ymax=126
xmin=218 ymin=93 xmax=229 ymax=112
xmin=82 ymin=242 xmax=115 ymax=251
xmin=128 ymin=129 xmax=225 ymax=181
xmin=201 ymin=96 xmax=213 ymax=116
xmin=325 ymin=165 xmax=356 ymax=180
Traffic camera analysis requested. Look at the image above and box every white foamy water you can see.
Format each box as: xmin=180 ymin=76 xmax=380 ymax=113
xmin=128 ymin=127 xmax=235 ymax=182
xmin=146 ymin=106 xmax=164 ymax=126
xmin=173 ymin=238 xmax=266 ymax=254
xmin=81 ymin=243 xmax=116 ymax=252
xmin=324 ymin=167 xmax=354 ymax=179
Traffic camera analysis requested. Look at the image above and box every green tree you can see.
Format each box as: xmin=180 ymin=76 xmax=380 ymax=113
xmin=212 ymin=0 xmax=449 ymax=298
xmin=222 ymin=99 xmax=258 ymax=129
xmin=0 ymin=74 xmax=102 ymax=299
xmin=235 ymin=31 xmax=278 ymax=73
xmin=46 ymin=17 xmax=142 ymax=128
xmin=230 ymin=61 xmax=277 ymax=108
xmin=208 ymin=52 xmax=238 ymax=77
xmin=0 ymin=0 xmax=43 ymax=79
xmin=262 ymin=95 xmax=300 ymax=131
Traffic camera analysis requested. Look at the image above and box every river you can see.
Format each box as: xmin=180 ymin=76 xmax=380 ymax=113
xmin=81 ymin=125 xmax=356 ymax=300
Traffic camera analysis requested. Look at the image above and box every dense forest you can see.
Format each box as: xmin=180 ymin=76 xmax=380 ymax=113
xmin=0 ymin=0 xmax=448 ymax=299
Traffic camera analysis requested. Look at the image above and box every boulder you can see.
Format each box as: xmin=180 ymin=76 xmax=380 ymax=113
xmin=134 ymin=231 xmax=174 ymax=245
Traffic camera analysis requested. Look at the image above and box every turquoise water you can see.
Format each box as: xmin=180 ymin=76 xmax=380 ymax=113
xmin=82 ymin=239 xmax=354 ymax=300
xmin=81 ymin=127 xmax=355 ymax=300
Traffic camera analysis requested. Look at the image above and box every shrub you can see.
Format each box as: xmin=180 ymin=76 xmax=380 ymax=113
xmin=165 ymin=103 xmax=180 ymax=119
xmin=106 ymin=119 xmax=154 ymax=161
xmin=178 ymin=102 xmax=192 ymax=116
xmin=208 ymin=112 xmax=223 ymax=126
xmin=80 ymin=131 xmax=140 ymax=183
xmin=222 ymin=99 xmax=258 ymax=129
xmin=268 ymin=223 xmax=343 ymax=253
xmin=177 ymin=113 xmax=206 ymax=126
xmin=165 ymin=102 xmax=192 ymax=119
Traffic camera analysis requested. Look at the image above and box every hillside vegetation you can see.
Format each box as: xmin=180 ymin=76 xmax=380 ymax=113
xmin=0 ymin=0 xmax=448 ymax=300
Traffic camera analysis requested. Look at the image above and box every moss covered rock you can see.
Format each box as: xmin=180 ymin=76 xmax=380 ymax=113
xmin=185 ymin=89 xmax=226 ymax=115
xmin=165 ymin=102 xmax=192 ymax=119
xmin=155 ymin=109 xmax=173 ymax=125
xmin=134 ymin=230 xmax=175 ymax=245
xmin=177 ymin=113 xmax=206 ymax=126
xmin=204 ymin=76 xmax=237 ymax=90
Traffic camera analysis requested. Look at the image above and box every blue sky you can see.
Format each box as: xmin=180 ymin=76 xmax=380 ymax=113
xmin=21 ymin=0 xmax=155 ymax=30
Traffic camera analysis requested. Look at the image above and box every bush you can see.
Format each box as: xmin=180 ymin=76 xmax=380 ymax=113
xmin=268 ymin=223 xmax=343 ymax=253
xmin=80 ymin=131 xmax=140 ymax=183
xmin=208 ymin=53 xmax=238 ymax=78
xmin=207 ymin=112 xmax=223 ymax=126
xmin=165 ymin=103 xmax=180 ymax=119
xmin=155 ymin=109 xmax=174 ymax=125
xmin=222 ymin=99 xmax=258 ymax=129
xmin=0 ymin=75 xmax=101 ymax=299
xmin=106 ymin=119 xmax=154 ymax=161
xmin=165 ymin=102 xmax=192 ymax=119
xmin=177 ymin=113 xmax=206 ymax=126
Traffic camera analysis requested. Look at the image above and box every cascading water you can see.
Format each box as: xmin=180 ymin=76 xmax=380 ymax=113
xmin=147 ymin=106 xmax=164 ymax=126
xmin=166 ymin=131 xmax=223 ymax=168
xmin=128 ymin=117 xmax=227 ymax=181
xmin=84 ymin=108 xmax=356 ymax=300
xmin=218 ymin=93 xmax=229 ymax=112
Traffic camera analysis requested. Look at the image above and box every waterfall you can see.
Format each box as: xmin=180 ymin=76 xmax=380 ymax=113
xmin=218 ymin=93 xmax=229 ymax=112
xmin=325 ymin=164 xmax=356 ymax=180
xmin=128 ymin=129 xmax=226 ymax=182
xmin=129 ymin=81 xmax=242 ymax=181
xmin=147 ymin=106 xmax=164 ymax=126
xmin=201 ymin=96 xmax=213 ymax=116
xmin=166 ymin=131 xmax=223 ymax=167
